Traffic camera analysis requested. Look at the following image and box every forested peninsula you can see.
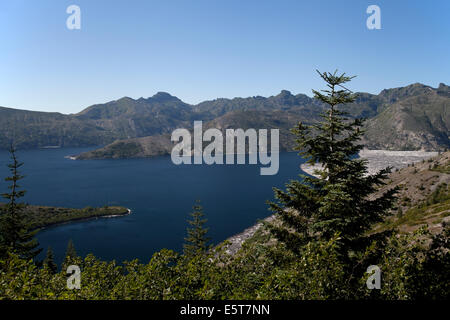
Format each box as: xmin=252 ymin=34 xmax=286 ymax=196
xmin=0 ymin=204 xmax=130 ymax=230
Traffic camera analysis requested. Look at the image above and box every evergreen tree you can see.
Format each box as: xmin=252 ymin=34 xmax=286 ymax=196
xmin=0 ymin=145 xmax=41 ymax=260
xmin=183 ymin=200 xmax=210 ymax=257
xmin=43 ymin=246 xmax=58 ymax=274
xmin=267 ymin=70 xmax=397 ymax=254
xmin=65 ymin=239 xmax=77 ymax=261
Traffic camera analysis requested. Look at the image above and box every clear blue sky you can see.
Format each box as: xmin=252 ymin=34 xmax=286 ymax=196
xmin=1 ymin=0 xmax=449 ymax=114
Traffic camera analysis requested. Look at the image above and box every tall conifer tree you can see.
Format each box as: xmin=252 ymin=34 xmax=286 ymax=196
xmin=267 ymin=70 xmax=397 ymax=253
xmin=43 ymin=246 xmax=58 ymax=274
xmin=65 ymin=239 xmax=77 ymax=260
xmin=0 ymin=145 xmax=41 ymax=260
xmin=183 ymin=200 xmax=210 ymax=257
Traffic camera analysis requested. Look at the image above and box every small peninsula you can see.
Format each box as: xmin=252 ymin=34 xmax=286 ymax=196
xmin=0 ymin=204 xmax=130 ymax=230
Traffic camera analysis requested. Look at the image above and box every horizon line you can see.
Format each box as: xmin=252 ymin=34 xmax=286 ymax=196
xmin=0 ymin=81 xmax=447 ymax=116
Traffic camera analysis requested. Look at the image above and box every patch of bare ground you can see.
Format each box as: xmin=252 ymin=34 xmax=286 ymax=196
xmin=373 ymin=151 xmax=450 ymax=234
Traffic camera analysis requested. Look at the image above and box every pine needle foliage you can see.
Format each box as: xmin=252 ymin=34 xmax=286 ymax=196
xmin=267 ymin=70 xmax=398 ymax=253
xmin=0 ymin=145 xmax=41 ymax=261
xmin=183 ymin=200 xmax=210 ymax=257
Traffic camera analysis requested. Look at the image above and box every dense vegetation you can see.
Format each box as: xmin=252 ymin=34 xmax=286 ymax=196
xmin=0 ymin=73 xmax=448 ymax=300
xmin=0 ymin=222 xmax=448 ymax=299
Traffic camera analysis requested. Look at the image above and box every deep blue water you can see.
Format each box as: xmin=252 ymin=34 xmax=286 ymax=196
xmin=0 ymin=147 xmax=305 ymax=264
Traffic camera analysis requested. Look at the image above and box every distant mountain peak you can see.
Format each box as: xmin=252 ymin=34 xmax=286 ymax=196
xmin=116 ymin=96 xmax=135 ymax=102
xmin=378 ymin=82 xmax=436 ymax=103
xmin=149 ymin=92 xmax=181 ymax=103
xmin=270 ymin=90 xmax=300 ymax=106
xmin=380 ymin=82 xmax=428 ymax=93
xmin=278 ymin=90 xmax=293 ymax=97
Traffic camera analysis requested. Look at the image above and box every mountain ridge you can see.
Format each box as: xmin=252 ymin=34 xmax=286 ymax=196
xmin=0 ymin=82 xmax=448 ymax=153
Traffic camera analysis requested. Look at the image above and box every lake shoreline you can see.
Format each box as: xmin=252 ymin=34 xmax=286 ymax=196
xmin=35 ymin=208 xmax=132 ymax=232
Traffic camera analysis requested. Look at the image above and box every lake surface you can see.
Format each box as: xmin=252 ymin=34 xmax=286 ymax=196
xmin=0 ymin=148 xmax=306 ymax=264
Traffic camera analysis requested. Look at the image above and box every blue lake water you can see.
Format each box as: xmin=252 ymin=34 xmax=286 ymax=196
xmin=0 ymin=147 xmax=306 ymax=264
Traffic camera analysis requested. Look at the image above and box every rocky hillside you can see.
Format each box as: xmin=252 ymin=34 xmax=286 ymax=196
xmin=363 ymin=83 xmax=450 ymax=151
xmin=76 ymin=135 xmax=173 ymax=159
xmin=76 ymin=109 xmax=310 ymax=159
xmin=1 ymin=83 xmax=448 ymax=153
xmin=76 ymin=83 xmax=449 ymax=160
xmin=75 ymin=93 xmax=199 ymax=138
xmin=0 ymin=107 xmax=117 ymax=149
xmin=373 ymin=151 xmax=450 ymax=234
xmin=0 ymin=92 xmax=200 ymax=150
